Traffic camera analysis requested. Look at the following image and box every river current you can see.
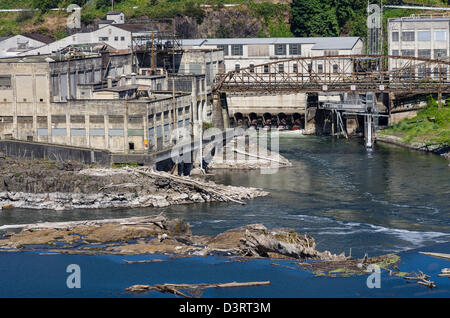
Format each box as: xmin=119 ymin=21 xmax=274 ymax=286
xmin=1 ymin=135 xmax=449 ymax=257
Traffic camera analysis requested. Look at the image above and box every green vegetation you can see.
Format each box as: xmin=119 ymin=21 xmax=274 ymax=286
xmin=112 ymin=162 xmax=140 ymax=168
xmin=380 ymin=96 xmax=450 ymax=147
xmin=202 ymin=122 xmax=214 ymax=130
xmin=0 ymin=0 xmax=449 ymax=39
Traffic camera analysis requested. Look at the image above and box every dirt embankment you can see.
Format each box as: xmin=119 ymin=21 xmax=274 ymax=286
xmin=0 ymin=154 xmax=268 ymax=210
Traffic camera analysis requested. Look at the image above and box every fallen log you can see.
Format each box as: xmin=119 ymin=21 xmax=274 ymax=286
xmin=126 ymin=281 xmax=270 ymax=297
xmin=419 ymin=252 xmax=450 ymax=261
xmin=0 ymin=214 xmax=167 ymax=231
xmin=131 ymin=167 xmax=246 ymax=205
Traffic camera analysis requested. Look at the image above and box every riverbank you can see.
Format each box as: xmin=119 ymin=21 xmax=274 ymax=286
xmin=377 ymin=99 xmax=449 ymax=159
xmin=0 ymin=154 xmax=268 ymax=211
xmin=376 ymin=134 xmax=450 ymax=159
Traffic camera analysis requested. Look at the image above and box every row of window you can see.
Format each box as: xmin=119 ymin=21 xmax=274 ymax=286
xmin=392 ymin=30 xmax=447 ymax=42
xmin=218 ymin=44 xmax=301 ymax=56
xmin=235 ymin=63 xmax=340 ymax=73
xmin=98 ymin=36 xmax=126 ymax=42
xmin=391 ymin=49 xmax=447 ymax=59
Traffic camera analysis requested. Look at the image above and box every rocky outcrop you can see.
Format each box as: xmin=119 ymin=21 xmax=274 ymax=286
xmin=0 ymin=156 xmax=268 ymax=210
xmin=0 ymin=214 xmax=344 ymax=261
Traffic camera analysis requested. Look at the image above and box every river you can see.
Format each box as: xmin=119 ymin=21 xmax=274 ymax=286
xmin=1 ymin=135 xmax=449 ymax=257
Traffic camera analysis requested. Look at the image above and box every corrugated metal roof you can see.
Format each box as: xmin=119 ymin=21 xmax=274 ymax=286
xmin=180 ymin=37 xmax=361 ymax=50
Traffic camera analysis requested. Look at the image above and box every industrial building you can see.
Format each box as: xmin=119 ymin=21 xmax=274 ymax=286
xmin=388 ymin=14 xmax=449 ymax=68
xmin=0 ymin=51 xmax=196 ymax=154
xmin=181 ymin=37 xmax=364 ymax=130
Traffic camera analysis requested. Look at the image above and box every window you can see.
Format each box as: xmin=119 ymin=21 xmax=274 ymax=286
xmin=417 ymin=31 xmax=431 ymax=41
xmin=333 ymin=64 xmax=339 ymax=73
xmin=264 ymin=65 xmax=269 ymax=73
xmin=235 ymin=64 xmax=240 ymax=72
xmin=0 ymin=75 xmax=11 ymax=89
xmin=318 ymin=64 xmax=323 ymax=73
xmin=99 ymin=37 xmax=108 ymax=41
xmin=392 ymin=32 xmax=399 ymax=42
xmin=324 ymin=50 xmax=339 ymax=56
xmin=249 ymin=64 xmax=255 ymax=73
xmin=274 ymin=44 xmax=286 ymax=55
xmin=120 ymin=36 xmax=125 ymax=41
xmin=278 ymin=64 xmax=284 ymax=73
xmin=217 ymin=44 xmax=228 ymax=56
xmin=114 ymin=36 xmax=118 ymax=41
xmin=434 ymin=31 xmax=447 ymax=41
xmin=392 ymin=50 xmax=399 ymax=56
xmin=231 ymin=44 xmax=243 ymax=56
xmin=293 ymin=63 xmax=297 ymax=73
xmin=418 ymin=49 xmax=431 ymax=59
xmin=401 ymin=50 xmax=415 ymax=57
xmin=401 ymin=31 xmax=415 ymax=41
xmin=434 ymin=49 xmax=447 ymax=59
xmin=129 ymin=142 xmax=135 ymax=151
xmin=289 ymin=44 xmax=301 ymax=55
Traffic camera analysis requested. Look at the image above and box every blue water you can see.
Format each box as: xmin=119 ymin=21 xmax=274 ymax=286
xmin=2 ymin=136 xmax=448 ymax=256
xmin=1 ymin=242 xmax=449 ymax=297
xmin=1 ymin=136 xmax=449 ymax=297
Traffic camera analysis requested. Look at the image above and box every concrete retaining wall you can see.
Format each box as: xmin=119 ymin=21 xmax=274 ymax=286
xmin=0 ymin=140 xmax=111 ymax=166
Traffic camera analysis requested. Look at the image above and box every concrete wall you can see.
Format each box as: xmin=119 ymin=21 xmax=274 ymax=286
xmin=390 ymin=110 xmax=418 ymax=124
xmin=0 ymin=139 xmax=111 ymax=166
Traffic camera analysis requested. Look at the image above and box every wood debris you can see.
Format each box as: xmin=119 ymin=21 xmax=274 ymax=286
xmin=438 ymin=268 xmax=450 ymax=278
xmin=419 ymin=252 xmax=450 ymax=261
xmin=125 ymin=281 xmax=271 ymax=297
xmin=403 ymin=270 xmax=436 ymax=288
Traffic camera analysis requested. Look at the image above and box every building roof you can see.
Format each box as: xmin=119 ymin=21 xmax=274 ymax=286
xmin=0 ymin=36 xmax=10 ymax=42
xmin=22 ymin=33 xmax=54 ymax=44
xmin=98 ymin=20 xmax=114 ymax=25
xmin=388 ymin=16 xmax=450 ymax=23
xmin=180 ymin=37 xmax=362 ymax=51
xmin=113 ymin=24 xmax=148 ymax=33
xmin=107 ymin=11 xmax=124 ymax=15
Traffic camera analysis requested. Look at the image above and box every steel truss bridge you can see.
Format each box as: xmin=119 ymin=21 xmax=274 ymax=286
xmin=214 ymin=55 xmax=450 ymax=97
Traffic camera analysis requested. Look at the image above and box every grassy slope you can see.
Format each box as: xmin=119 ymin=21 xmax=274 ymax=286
xmin=379 ymin=98 xmax=450 ymax=147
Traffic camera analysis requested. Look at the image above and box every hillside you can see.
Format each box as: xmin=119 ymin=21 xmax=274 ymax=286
xmin=0 ymin=0 xmax=449 ymax=40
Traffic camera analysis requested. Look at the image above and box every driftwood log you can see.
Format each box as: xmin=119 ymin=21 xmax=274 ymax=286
xmin=403 ymin=270 xmax=436 ymax=288
xmin=127 ymin=167 xmax=246 ymax=205
xmin=0 ymin=214 xmax=167 ymax=231
xmin=125 ymin=281 xmax=270 ymax=297
xmin=419 ymin=252 xmax=450 ymax=261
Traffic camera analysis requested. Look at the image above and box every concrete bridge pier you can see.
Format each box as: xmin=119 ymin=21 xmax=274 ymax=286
xmin=212 ymin=92 xmax=230 ymax=130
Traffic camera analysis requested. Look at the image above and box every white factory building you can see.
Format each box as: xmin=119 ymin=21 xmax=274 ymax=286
xmin=388 ymin=15 xmax=449 ymax=70
xmin=180 ymin=37 xmax=364 ymax=73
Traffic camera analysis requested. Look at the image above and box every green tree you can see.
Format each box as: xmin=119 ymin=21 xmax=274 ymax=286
xmin=290 ymin=0 xmax=338 ymax=37
xmin=31 ymin=0 xmax=59 ymax=12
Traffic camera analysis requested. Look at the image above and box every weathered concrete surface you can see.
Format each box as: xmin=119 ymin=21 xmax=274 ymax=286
xmin=207 ymin=136 xmax=292 ymax=170
xmin=0 ymin=155 xmax=268 ymax=210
